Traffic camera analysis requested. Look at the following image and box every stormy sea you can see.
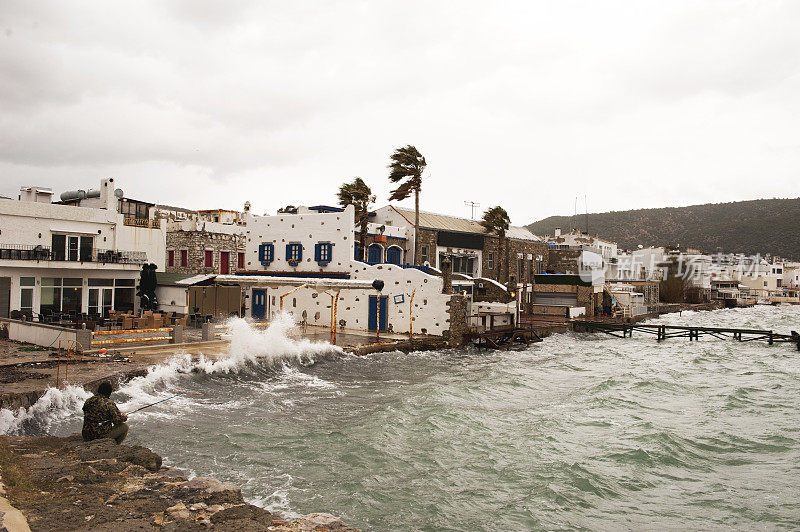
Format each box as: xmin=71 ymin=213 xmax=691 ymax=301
xmin=3 ymin=306 xmax=799 ymax=530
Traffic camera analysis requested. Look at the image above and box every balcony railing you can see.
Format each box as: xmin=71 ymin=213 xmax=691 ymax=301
xmin=123 ymin=217 xmax=160 ymax=229
xmin=0 ymin=244 xmax=147 ymax=265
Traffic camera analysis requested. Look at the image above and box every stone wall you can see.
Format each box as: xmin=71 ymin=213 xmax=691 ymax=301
xmin=546 ymin=249 xmax=583 ymax=274
xmin=444 ymin=294 xmax=468 ymax=347
xmin=473 ymin=278 xmax=513 ymax=303
xmin=416 ymin=228 xmax=439 ymax=266
xmin=481 ymin=237 xmax=548 ymax=284
xmin=166 ymin=230 xmax=244 ymax=275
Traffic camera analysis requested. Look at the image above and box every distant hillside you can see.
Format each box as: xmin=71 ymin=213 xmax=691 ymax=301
xmin=526 ymin=198 xmax=800 ymax=259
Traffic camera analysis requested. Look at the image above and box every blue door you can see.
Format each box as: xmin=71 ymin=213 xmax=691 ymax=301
xmin=367 ymin=244 xmax=383 ymax=264
xmin=368 ymin=295 xmax=388 ymax=331
xmin=386 ymin=246 xmax=401 ymax=265
xmin=252 ymin=289 xmax=266 ymax=319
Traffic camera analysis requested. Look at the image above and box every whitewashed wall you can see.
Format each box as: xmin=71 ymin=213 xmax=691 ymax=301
xmin=243 ymin=206 xmax=355 ymax=273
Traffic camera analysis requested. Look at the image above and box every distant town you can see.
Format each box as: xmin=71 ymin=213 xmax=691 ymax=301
xmin=1 ymin=158 xmax=799 ymax=350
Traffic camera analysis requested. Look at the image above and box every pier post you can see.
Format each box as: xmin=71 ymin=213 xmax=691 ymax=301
xmin=201 ymin=322 xmax=213 ymax=341
xmin=768 ymin=331 xmax=773 ymax=346
xmin=170 ymin=325 xmax=183 ymax=344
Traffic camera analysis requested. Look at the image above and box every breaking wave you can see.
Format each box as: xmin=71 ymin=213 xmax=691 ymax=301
xmin=0 ymin=385 xmax=91 ymax=435
xmin=0 ymin=313 xmax=342 ymax=436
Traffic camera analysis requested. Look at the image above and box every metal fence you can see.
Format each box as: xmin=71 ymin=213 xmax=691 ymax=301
xmin=0 ymin=244 xmax=147 ymax=264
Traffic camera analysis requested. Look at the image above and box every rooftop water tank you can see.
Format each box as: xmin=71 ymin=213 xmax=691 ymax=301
xmin=60 ymin=190 xmax=86 ymax=202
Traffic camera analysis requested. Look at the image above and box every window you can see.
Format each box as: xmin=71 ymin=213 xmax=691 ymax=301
xmin=180 ymin=250 xmax=188 ymax=267
xmin=259 ymin=243 xmax=275 ymax=265
xmin=420 ymin=245 xmax=428 ymax=264
xmin=67 ymin=236 xmax=79 ymax=261
xmin=286 ymin=243 xmax=302 ymax=264
xmin=487 ymin=252 xmax=494 ymax=270
xmin=41 ymin=277 xmax=82 ymax=315
xmin=168 ymin=250 xmax=174 ymax=267
xmin=315 ymin=242 xmax=332 ymax=265
xmin=205 ymin=250 xmax=213 ymax=267
xmin=367 ymin=244 xmax=383 ymax=264
xmin=79 ymin=236 xmax=93 ymax=262
xmin=238 ymin=252 xmax=245 ymax=269
xmin=20 ymin=277 xmax=34 ymax=314
xmin=386 ymin=246 xmax=402 ymax=265
xmin=354 ymin=243 xmax=363 ymax=261
xmin=518 ymin=258 xmax=525 ymax=280
xmin=51 ymin=234 xmax=66 ymax=261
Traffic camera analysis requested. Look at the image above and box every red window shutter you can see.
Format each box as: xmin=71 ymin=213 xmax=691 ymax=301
xmin=168 ymin=250 xmax=174 ymax=267
xmin=238 ymin=253 xmax=245 ymax=269
xmin=205 ymin=250 xmax=213 ymax=267
xmin=181 ymin=250 xmax=187 ymax=267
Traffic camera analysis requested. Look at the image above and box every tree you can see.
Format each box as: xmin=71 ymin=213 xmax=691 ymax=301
xmin=480 ymin=206 xmax=511 ymax=283
xmin=388 ymin=145 xmax=426 ymax=265
xmin=337 ymin=177 xmax=375 ymax=262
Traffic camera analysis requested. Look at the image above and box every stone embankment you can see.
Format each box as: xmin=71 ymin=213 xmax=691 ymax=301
xmin=0 ymin=434 xmax=358 ymax=531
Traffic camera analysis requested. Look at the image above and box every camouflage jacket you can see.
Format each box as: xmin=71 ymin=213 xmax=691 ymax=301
xmin=82 ymin=395 xmax=125 ymax=441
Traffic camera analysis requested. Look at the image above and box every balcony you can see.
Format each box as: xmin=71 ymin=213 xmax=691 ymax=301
xmin=123 ymin=217 xmax=160 ymax=229
xmin=0 ymin=244 xmax=147 ymax=265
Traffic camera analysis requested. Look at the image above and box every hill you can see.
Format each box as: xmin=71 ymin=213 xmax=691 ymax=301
xmin=526 ymin=198 xmax=800 ymax=259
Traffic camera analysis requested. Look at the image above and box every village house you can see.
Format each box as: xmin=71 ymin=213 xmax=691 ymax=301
xmin=0 ymin=178 xmax=165 ymax=319
xmin=370 ymin=205 xmax=548 ymax=287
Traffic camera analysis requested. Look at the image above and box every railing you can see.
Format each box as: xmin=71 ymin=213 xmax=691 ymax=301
xmin=123 ymin=217 xmax=160 ymax=229
xmin=0 ymin=244 xmax=147 ymax=264
xmin=402 ymin=263 xmax=430 ymax=274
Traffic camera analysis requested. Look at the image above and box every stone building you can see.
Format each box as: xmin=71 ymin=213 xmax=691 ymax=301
xmin=165 ymin=219 xmax=246 ymax=275
xmin=370 ymin=205 xmax=548 ymax=287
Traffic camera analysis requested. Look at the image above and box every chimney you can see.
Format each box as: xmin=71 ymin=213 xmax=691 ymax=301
xmin=441 ymin=257 xmax=453 ymax=294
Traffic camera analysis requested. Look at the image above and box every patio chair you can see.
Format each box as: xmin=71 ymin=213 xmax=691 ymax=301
xmin=134 ymin=315 xmax=148 ymax=329
xmin=149 ymin=313 xmax=163 ymax=328
xmin=121 ymin=316 xmax=133 ymax=330
xmin=174 ymin=315 xmax=188 ymax=327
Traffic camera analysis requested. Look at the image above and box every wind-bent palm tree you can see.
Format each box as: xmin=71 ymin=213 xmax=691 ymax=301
xmin=480 ymin=206 xmax=511 ymax=283
xmin=388 ymin=145 xmax=426 ymax=265
xmin=337 ymin=177 xmax=375 ymax=262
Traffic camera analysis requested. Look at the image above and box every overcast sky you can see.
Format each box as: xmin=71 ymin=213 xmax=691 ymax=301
xmin=1 ymin=1 xmax=798 ymax=226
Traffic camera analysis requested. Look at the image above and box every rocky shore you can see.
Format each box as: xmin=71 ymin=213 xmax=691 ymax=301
xmin=0 ymin=434 xmax=358 ymax=531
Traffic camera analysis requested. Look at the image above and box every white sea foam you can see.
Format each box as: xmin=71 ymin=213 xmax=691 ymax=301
xmin=0 ymin=384 xmax=91 ymax=435
xmin=0 ymin=313 xmax=342 ymax=435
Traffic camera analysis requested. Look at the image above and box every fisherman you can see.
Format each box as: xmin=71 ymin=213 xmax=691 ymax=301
xmin=82 ymin=381 xmax=128 ymax=444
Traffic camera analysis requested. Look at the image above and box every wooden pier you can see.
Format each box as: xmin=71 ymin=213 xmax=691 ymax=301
xmin=465 ymin=313 xmax=543 ymax=349
xmin=573 ymin=320 xmax=800 ymax=350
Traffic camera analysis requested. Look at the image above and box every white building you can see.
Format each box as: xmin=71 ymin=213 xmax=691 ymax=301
xmin=215 ymin=205 xmax=498 ymax=336
xmin=0 ymin=178 xmax=165 ymax=319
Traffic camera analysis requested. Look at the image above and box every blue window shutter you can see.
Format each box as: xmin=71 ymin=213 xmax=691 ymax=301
xmin=258 ymin=244 xmax=265 ymax=262
xmin=296 ymin=244 xmax=302 ymax=261
xmin=286 ymin=244 xmax=292 ymax=261
xmin=314 ymin=243 xmax=321 ymax=262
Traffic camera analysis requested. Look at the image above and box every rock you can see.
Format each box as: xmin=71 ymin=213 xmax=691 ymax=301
xmin=166 ymin=501 xmax=193 ymax=520
xmin=175 ymin=477 xmax=242 ymax=505
xmin=209 ymin=503 xmax=275 ymax=525
xmin=66 ymin=438 xmax=162 ymax=471
xmin=56 ymin=475 xmax=74 ymax=482
xmin=188 ymin=502 xmax=208 ymax=511
xmin=298 ymin=513 xmax=348 ymax=531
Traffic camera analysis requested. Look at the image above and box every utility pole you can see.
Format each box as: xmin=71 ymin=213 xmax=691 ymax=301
xmin=464 ymin=201 xmax=480 ymax=220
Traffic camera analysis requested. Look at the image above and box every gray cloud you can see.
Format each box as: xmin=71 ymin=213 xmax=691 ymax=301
xmin=1 ymin=0 xmax=798 ymax=225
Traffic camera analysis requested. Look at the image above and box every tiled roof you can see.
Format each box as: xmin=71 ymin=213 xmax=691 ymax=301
xmin=389 ymin=206 xmax=541 ymax=241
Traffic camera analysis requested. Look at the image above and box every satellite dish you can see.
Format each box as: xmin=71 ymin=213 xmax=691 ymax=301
xmin=114 ymin=188 xmax=124 ymax=198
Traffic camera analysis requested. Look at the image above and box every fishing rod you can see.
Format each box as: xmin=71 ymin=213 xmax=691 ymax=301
xmin=125 ymin=392 xmax=188 ymax=415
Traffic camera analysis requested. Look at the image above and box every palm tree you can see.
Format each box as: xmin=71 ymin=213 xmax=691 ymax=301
xmin=337 ymin=177 xmax=375 ymax=262
xmin=480 ymin=206 xmax=511 ymax=283
xmin=388 ymin=145 xmax=426 ymax=265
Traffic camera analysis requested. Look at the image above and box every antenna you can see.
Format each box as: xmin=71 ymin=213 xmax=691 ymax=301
xmin=464 ymin=201 xmax=480 ymax=220
xmin=584 ymin=194 xmax=589 ymax=234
